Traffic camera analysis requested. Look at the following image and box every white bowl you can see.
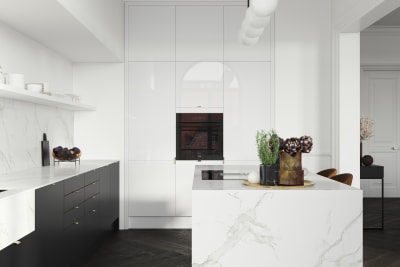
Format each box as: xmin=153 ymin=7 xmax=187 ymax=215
xmin=26 ymin=83 xmax=43 ymax=93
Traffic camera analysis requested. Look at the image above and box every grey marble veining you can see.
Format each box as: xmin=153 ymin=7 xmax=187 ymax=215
xmin=192 ymin=165 xmax=363 ymax=266
xmin=0 ymin=98 xmax=73 ymax=175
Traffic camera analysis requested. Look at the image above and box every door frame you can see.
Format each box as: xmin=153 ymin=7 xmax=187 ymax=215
xmin=332 ymin=1 xmax=400 ymax=189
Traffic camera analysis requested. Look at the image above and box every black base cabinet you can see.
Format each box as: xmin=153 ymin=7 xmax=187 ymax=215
xmin=0 ymin=162 xmax=119 ymax=267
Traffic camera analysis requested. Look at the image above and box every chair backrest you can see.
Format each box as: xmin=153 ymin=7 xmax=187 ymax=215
xmin=331 ymin=173 xmax=353 ymax=186
xmin=317 ymin=168 xmax=338 ymax=178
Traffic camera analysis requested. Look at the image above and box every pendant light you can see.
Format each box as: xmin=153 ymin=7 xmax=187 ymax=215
xmin=239 ymin=0 xmax=279 ymax=45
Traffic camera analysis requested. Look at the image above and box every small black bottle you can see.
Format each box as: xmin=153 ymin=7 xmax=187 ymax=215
xmin=41 ymin=133 xmax=50 ymax=166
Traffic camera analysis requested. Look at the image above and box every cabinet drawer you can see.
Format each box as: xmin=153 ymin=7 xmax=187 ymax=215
xmin=64 ymin=189 xmax=84 ymax=212
xmin=85 ymin=170 xmax=98 ymax=186
xmin=64 ymin=175 xmax=84 ymax=195
xmin=63 ymin=204 xmax=84 ymax=228
xmin=85 ymin=193 xmax=99 ymax=214
xmin=85 ymin=181 xmax=100 ymax=199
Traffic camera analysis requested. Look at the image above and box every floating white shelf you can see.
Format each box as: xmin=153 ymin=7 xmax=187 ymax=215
xmin=0 ymin=84 xmax=95 ymax=111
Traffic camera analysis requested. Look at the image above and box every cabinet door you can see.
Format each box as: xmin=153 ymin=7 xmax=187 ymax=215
xmin=176 ymin=62 xmax=223 ymax=108
xmin=175 ymin=161 xmax=222 ymax=216
xmin=176 ymin=6 xmax=223 ymax=61
xmin=175 ymin=161 xmax=195 ymax=217
xmin=223 ymin=6 xmax=272 ymax=61
xmin=129 ymin=161 xmax=175 ymax=216
xmin=224 ymin=62 xmax=272 ymax=161
xmin=128 ymin=62 xmax=175 ymax=161
xmin=35 ymin=183 xmax=64 ymax=267
xmin=128 ymin=6 xmax=175 ymax=61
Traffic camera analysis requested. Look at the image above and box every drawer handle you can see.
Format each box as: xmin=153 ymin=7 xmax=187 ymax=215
xmin=75 ymin=190 xmax=80 ymax=193
xmin=75 ymin=206 xmax=79 ymax=209
xmin=92 ymin=196 xmax=96 ymax=199
xmin=14 ymin=240 xmax=22 ymax=245
xmin=74 ymin=222 xmax=79 ymax=225
xmin=92 ymin=209 xmax=96 ymax=213
xmin=92 ymin=182 xmax=96 ymax=185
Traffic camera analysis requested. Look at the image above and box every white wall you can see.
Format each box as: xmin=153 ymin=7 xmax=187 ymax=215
xmin=57 ymin=0 xmax=124 ymax=61
xmin=0 ymin=20 xmax=74 ymax=174
xmin=73 ymin=63 xmax=125 ymax=228
xmin=339 ymin=33 xmax=361 ymax=188
xmin=0 ymin=20 xmax=73 ymax=92
xmin=361 ymin=28 xmax=400 ymax=65
xmin=275 ymin=0 xmax=332 ymax=172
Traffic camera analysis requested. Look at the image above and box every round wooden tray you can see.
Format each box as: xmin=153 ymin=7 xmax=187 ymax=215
xmin=242 ymin=180 xmax=314 ymax=189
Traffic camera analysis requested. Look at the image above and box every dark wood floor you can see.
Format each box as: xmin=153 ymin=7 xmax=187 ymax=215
xmin=80 ymin=198 xmax=400 ymax=267
xmin=81 ymin=229 xmax=191 ymax=267
xmin=364 ymin=198 xmax=400 ymax=267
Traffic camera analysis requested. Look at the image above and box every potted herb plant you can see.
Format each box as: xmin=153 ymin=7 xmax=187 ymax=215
xmin=256 ymin=129 xmax=280 ymax=185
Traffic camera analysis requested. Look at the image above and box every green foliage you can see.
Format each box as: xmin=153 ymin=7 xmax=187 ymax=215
xmin=256 ymin=129 xmax=280 ymax=165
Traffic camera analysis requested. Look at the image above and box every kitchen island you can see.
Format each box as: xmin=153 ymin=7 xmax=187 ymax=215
xmin=192 ymin=165 xmax=362 ymax=267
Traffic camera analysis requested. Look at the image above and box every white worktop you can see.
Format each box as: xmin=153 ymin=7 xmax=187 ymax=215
xmin=193 ymin=164 xmax=358 ymax=191
xmin=0 ymin=160 xmax=118 ymax=251
xmin=0 ymin=160 xmax=117 ymax=198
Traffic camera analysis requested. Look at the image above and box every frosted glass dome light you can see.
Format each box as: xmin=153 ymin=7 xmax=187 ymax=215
xmin=238 ymin=0 xmax=279 ymax=45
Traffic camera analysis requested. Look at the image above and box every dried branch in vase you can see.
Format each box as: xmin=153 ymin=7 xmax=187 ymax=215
xmin=360 ymin=116 xmax=374 ymax=141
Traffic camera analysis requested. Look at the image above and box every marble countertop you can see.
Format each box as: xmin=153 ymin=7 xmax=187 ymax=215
xmin=0 ymin=160 xmax=118 ymax=200
xmin=193 ymin=165 xmax=359 ymax=191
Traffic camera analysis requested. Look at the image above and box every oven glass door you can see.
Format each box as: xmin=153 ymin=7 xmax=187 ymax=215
xmin=176 ymin=114 xmax=223 ymax=160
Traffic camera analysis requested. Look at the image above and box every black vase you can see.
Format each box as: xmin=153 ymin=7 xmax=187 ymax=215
xmin=260 ymin=164 xmax=279 ymax=186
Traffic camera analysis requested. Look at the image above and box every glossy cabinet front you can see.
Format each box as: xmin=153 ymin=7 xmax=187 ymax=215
xmin=176 ymin=6 xmax=223 ymax=61
xmin=176 ymin=62 xmax=223 ymax=108
xmin=224 ymin=62 xmax=272 ymax=162
xmin=128 ymin=6 xmax=175 ymax=61
xmin=128 ymin=62 xmax=175 ymax=161
xmin=129 ymin=161 xmax=175 ymax=216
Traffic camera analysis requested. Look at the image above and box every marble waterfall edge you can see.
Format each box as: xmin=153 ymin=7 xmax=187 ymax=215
xmin=192 ymin=190 xmax=362 ymax=266
xmin=192 ymin=164 xmax=363 ymax=267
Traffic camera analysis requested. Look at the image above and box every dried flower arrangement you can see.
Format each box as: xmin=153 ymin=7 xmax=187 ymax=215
xmin=280 ymin=136 xmax=313 ymax=156
xmin=360 ymin=117 xmax=374 ymax=141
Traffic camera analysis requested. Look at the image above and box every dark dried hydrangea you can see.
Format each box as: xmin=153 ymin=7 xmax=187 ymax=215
xmin=299 ymin=135 xmax=313 ymax=153
xmin=280 ymin=135 xmax=313 ymax=156
xmin=283 ymin=137 xmax=301 ymax=156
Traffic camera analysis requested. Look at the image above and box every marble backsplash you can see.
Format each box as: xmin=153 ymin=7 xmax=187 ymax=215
xmin=0 ymin=98 xmax=74 ymax=175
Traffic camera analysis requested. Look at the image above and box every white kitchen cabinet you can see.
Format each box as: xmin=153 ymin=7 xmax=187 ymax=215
xmin=128 ymin=161 xmax=175 ymax=216
xmin=128 ymin=6 xmax=175 ymax=61
xmin=176 ymin=62 xmax=223 ymax=108
xmin=128 ymin=62 xmax=175 ymax=161
xmin=223 ymin=6 xmax=272 ymax=62
xmin=176 ymin=160 xmax=223 ymax=216
xmin=224 ymin=62 xmax=272 ymax=162
xmin=176 ymin=6 xmax=223 ymax=61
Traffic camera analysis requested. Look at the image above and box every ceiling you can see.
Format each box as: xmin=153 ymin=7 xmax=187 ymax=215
xmin=373 ymin=7 xmax=400 ymax=26
xmin=0 ymin=0 xmax=122 ymax=62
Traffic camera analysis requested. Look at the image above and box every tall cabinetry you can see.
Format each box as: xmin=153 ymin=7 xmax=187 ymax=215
xmin=127 ymin=6 xmax=176 ymax=223
xmin=126 ymin=3 xmax=274 ymax=227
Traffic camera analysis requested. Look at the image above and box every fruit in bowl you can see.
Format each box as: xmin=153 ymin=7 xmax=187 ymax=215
xmin=53 ymin=146 xmax=81 ymax=160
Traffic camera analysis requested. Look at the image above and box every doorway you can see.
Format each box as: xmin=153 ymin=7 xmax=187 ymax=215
xmin=361 ymin=69 xmax=400 ymax=197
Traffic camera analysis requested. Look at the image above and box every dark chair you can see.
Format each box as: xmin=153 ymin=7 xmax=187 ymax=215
xmin=331 ymin=173 xmax=353 ymax=186
xmin=317 ymin=168 xmax=337 ymax=178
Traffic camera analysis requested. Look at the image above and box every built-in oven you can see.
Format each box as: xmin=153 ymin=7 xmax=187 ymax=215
xmin=176 ymin=113 xmax=223 ymax=160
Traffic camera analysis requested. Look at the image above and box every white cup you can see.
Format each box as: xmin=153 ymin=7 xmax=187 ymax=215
xmin=6 ymin=73 xmax=25 ymax=89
